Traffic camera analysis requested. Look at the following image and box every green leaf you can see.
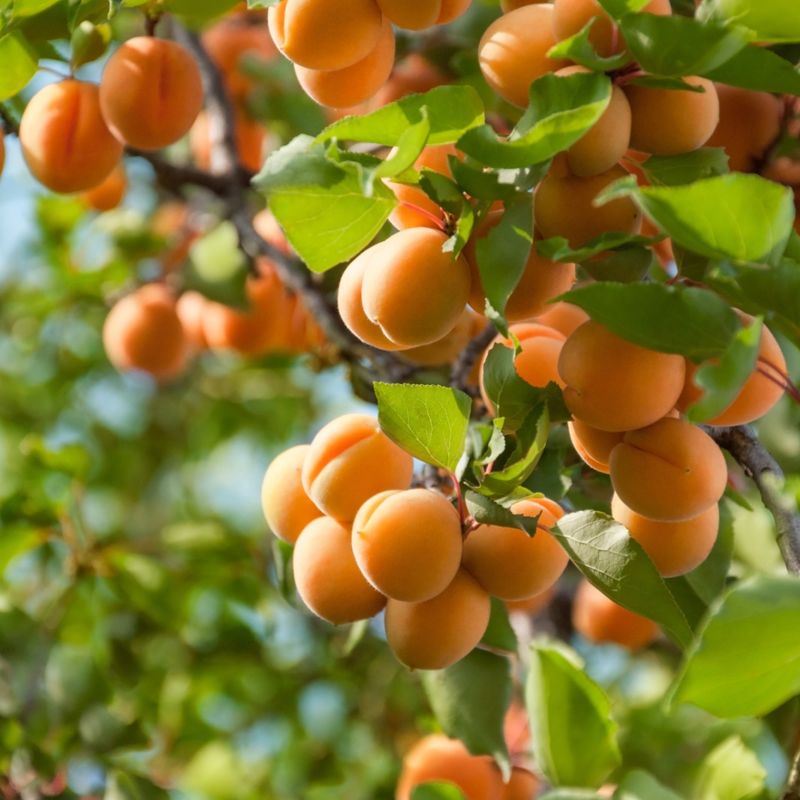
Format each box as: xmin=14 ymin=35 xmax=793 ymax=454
xmin=613 ymin=770 xmax=682 ymax=800
xmin=638 ymin=148 xmax=730 ymax=187
xmin=526 ymin=642 xmax=620 ymax=787
xmin=0 ymin=33 xmax=38 ymax=101
xmin=411 ymin=783 xmax=467 ymax=800
xmin=318 ymin=86 xmax=484 ymax=147
xmin=698 ymin=0 xmax=800 ymax=42
xmin=539 ymin=793 xmax=604 ymax=800
xmin=465 ymin=490 xmax=540 ymax=537
xmin=481 ymin=598 xmax=518 ymax=653
xmin=552 ymin=511 xmax=695 ymax=648
xmin=480 ymin=343 xmax=541 ymax=431
xmin=703 ymin=44 xmax=800 ymax=95
xmin=372 ymin=111 xmax=431 ymax=181
xmin=536 ymin=232 xmax=662 ymax=263
xmin=547 ymin=20 xmax=630 ymax=71
xmin=579 ymin=246 xmax=654 ymax=284
xmin=672 ymin=575 xmax=800 ymax=717
xmin=374 ymin=383 xmax=471 ymax=472
xmin=561 ymin=282 xmax=741 ymax=361
xmin=693 ymin=737 xmax=767 ymax=800
xmin=187 ymin=222 xmax=249 ymax=307
xmin=731 ymin=260 xmax=800 ymax=335
xmin=423 ymin=649 xmax=512 ymax=777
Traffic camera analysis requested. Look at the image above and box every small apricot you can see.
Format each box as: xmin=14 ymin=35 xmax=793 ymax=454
xmin=176 ymin=291 xmax=210 ymax=352
xmin=505 ymin=586 xmax=555 ymax=616
xmin=568 ymin=419 xmax=624 ymax=474
xmin=503 ymin=768 xmax=540 ymax=800
xmin=534 ymin=301 xmax=589 ymax=337
xmin=501 ymin=0 xmax=547 ymax=9
xmin=400 ymin=308 xmax=485 ymax=367
xmin=376 ymin=0 xmax=441 ymax=29
xmin=372 ymin=54 xmax=446 ymax=107
xmin=437 ymin=0 xmax=472 ymax=23
xmin=81 ymin=164 xmax=127 ymax=212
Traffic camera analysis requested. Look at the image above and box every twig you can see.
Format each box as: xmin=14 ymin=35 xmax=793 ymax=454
xmin=450 ymin=323 xmax=496 ymax=396
xmin=782 ymin=746 xmax=800 ymax=800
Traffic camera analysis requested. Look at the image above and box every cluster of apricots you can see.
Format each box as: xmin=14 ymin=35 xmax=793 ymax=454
xmin=267 ymin=0 xmax=470 ymax=109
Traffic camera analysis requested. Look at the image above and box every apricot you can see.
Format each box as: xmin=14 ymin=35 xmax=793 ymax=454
xmin=352 ymin=489 xmax=462 ymax=602
xmin=503 ymin=768 xmax=540 ymax=800
xmin=102 ymin=284 xmax=188 ymax=380
xmin=466 ymin=211 xmax=576 ymax=322
xmin=534 ymin=301 xmax=589 ymax=337
xmin=558 ymin=321 xmax=685 ymax=432
xmin=506 ymin=586 xmax=555 ymax=616
xmin=81 ymin=164 xmax=127 ymax=212
xmin=572 ymin=579 xmax=660 ymax=650
xmin=302 ymin=413 xmax=414 ymax=521
xmin=611 ymin=494 xmax=719 ymax=577
xmin=437 ymin=0 xmax=472 ymax=23
xmin=176 ymin=291 xmax=210 ymax=352
xmin=609 ymin=417 xmax=727 ymax=522
xmin=534 ymin=162 xmax=643 ymax=248
xmin=478 ymin=5 xmax=569 ymax=108
xmin=268 ymin=0 xmax=384 ymax=71
xmin=396 ymin=735 xmax=504 ymax=800
xmin=19 ymin=80 xmax=123 ymax=194
xmin=376 ymin=0 xmax=441 ymax=29
xmin=293 ymin=516 xmax=386 ymax=623
xmin=100 ymin=37 xmax=204 ymax=151
xmin=253 ymin=209 xmax=292 ymax=256
xmin=400 ymin=308 xmax=485 ymax=367
xmin=625 ymin=77 xmax=719 ymax=156
xmin=678 ymin=321 xmax=787 ymax=426
xmin=385 ymin=569 xmax=491 ymax=670
xmin=501 ymin=0 xmax=547 ymax=9
xmin=372 ymin=54 xmax=446 ymax=106
xmin=568 ymin=419 xmax=623 ymax=474
xmin=463 ymin=497 xmax=569 ymax=601
xmin=190 ymin=110 xmax=266 ymax=173
xmin=361 ymin=228 xmax=472 ymax=347
xmin=295 ymin=18 xmax=395 ymax=108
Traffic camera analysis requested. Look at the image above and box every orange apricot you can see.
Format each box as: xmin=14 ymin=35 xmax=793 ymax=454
xmin=253 ymin=209 xmax=292 ymax=255
xmin=558 ymin=320 xmax=685 ymax=432
xmin=102 ymin=284 xmax=188 ymax=381
xmin=572 ymin=579 xmax=660 ymax=650
xmin=190 ymin=110 xmax=266 ymax=173
xmin=293 ymin=516 xmax=386 ymax=623
xmin=568 ymin=419 xmax=624 ymax=474
xmin=437 ymin=0 xmax=472 ymax=23
xmin=609 ymin=417 xmax=727 ymax=522
xmin=400 ymin=308 xmax=485 ymax=367
xmin=20 ymin=80 xmax=123 ymax=194
xmin=463 ymin=497 xmax=569 ymax=601
xmin=302 ymin=413 xmax=414 ymax=521
xmin=376 ymin=0 xmax=441 ymax=29
xmin=503 ymin=768 xmax=540 ymax=800
xmin=611 ymin=494 xmax=719 ymax=577
xmin=352 ymin=488 xmax=463 ymax=602
xmin=478 ymin=5 xmax=569 ymax=108
xmin=81 ymin=164 xmax=127 ymax=212
xmin=295 ymin=18 xmax=396 ymax=108
xmin=176 ymin=291 xmax=210 ymax=352
xmin=100 ymin=37 xmax=204 ymax=151
xmin=625 ymin=77 xmax=719 ymax=156
xmin=268 ymin=0 xmax=384 ymax=71
xmin=534 ymin=301 xmax=589 ymax=337
xmin=506 ymin=586 xmax=555 ymax=616
xmin=360 ymin=228 xmax=472 ymax=347
xmin=385 ymin=569 xmax=491 ymax=670
xmin=534 ymin=162 xmax=643 ymax=248
xmin=372 ymin=54 xmax=446 ymax=106
xmin=501 ymin=0 xmax=547 ymax=9
xmin=260 ymin=445 xmax=323 ymax=544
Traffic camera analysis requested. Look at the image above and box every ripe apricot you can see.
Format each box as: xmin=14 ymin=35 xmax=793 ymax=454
xmin=437 ymin=0 xmax=472 ymax=23
xmin=361 ymin=228 xmax=472 ymax=347
xmin=625 ymin=77 xmax=719 ymax=156
xmin=611 ymin=494 xmax=719 ymax=577
xmin=506 ymin=586 xmax=555 ymax=616
xmin=268 ymin=0 xmax=384 ymax=71
xmin=400 ymin=308 xmax=485 ymax=367
xmin=385 ymin=569 xmax=491 ymax=670
xmin=558 ymin=321 xmax=685 ymax=432
xmin=503 ymin=768 xmax=540 ymax=800
xmin=372 ymin=54 xmax=446 ymax=106
xmin=534 ymin=301 xmax=589 ymax=337
xmin=102 ymin=284 xmax=188 ymax=380
xmin=293 ymin=516 xmax=386 ymax=623
xmin=295 ymin=18 xmax=395 ymax=108
xmin=501 ymin=0 xmax=547 ymax=9
xmin=302 ymin=413 xmax=414 ymax=521
xmin=463 ymin=497 xmax=569 ymax=601
xmin=478 ymin=5 xmax=569 ymax=108
xmin=609 ymin=417 xmax=727 ymax=522
xmin=176 ymin=291 xmax=210 ymax=352
xmin=534 ymin=162 xmax=643 ymax=248
xmin=20 ymin=80 xmax=123 ymax=194
xmin=352 ymin=489 xmax=462 ymax=602
xmin=81 ymin=164 xmax=127 ymax=212
xmin=678 ymin=321 xmax=787 ymax=426
xmin=568 ymin=420 xmax=624 ymax=474
xmin=253 ymin=209 xmax=292 ymax=255
xmin=100 ymin=37 xmax=204 ymax=151
xmin=190 ymin=110 xmax=266 ymax=173
xmin=376 ymin=0 xmax=441 ymax=29
xmin=396 ymin=735 xmax=504 ymax=800
xmin=573 ymin=579 xmax=660 ymax=650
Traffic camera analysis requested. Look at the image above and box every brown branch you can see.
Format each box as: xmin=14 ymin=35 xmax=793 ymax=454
xmin=782 ymin=746 xmax=800 ymax=800
xmin=450 ymin=323 xmax=496 ymax=397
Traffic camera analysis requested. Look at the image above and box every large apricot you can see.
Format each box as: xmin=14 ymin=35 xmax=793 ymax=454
xmin=558 ymin=321 xmax=685 ymax=432
xmin=503 ymin=768 xmax=540 ymax=800
xmin=572 ymin=579 xmax=660 ymax=650
xmin=102 ymin=284 xmax=188 ymax=380
xmin=20 ymin=80 xmax=123 ymax=193
xmin=478 ymin=5 xmax=569 ymax=108
xmin=505 ymin=586 xmax=555 ymax=616
xmin=385 ymin=569 xmax=490 ymax=670
xmin=268 ymin=0 xmax=384 ymax=71
xmin=625 ymin=77 xmax=719 ymax=156
xmin=372 ymin=54 xmax=446 ymax=106
xmin=352 ymin=488 xmax=462 ymax=602
xmin=437 ymin=0 xmax=472 ymax=23
xmin=176 ymin=291 xmax=210 ymax=352
xmin=534 ymin=301 xmax=589 ymax=337
xmin=361 ymin=228 xmax=472 ymax=347
xmin=295 ymin=18 xmax=395 ymax=108
xmin=609 ymin=417 xmax=727 ymax=522
xmin=302 ymin=413 xmax=414 ymax=521
xmin=293 ymin=516 xmax=386 ymax=623
xmin=501 ymin=0 xmax=547 ymax=9
xmin=190 ymin=110 xmax=266 ymax=173
xmin=400 ymin=308 xmax=485 ymax=367
xmin=376 ymin=0 xmax=441 ymax=29
xmin=100 ymin=37 xmax=204 ymax=151
xmin=568 ymin=420 xmax=624 ymax=474
xmin=611 ymin=494 xmax=719 ymax=577
xmin=81 ymin=164 xmax=127 ymax=212
xmin=396 ymin=735 xmax=503 ymax=800
xmin=260 ymin=445 xmax=323 ymax=544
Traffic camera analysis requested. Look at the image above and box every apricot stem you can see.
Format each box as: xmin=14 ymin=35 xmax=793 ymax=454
xmin=398 ymin=200 xmax=447 ymax=231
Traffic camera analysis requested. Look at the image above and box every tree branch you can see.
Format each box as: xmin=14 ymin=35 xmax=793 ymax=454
xmin=782 ymin=746 xmax=800 ymax=800
xmin=450 ymin=322 xmax=496 ymax=397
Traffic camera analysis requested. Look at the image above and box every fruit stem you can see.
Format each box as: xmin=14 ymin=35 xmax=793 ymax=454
xmin=398 ymin=201 xmax=447 ymax=233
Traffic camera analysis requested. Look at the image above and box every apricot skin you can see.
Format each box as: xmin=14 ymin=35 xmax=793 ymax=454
xmin=401 ymin=308 xmax=485 ymax=367
xmin=81 ymin=164 xmax=127 ymax=212
xmin=176 ymin=291 xmax=210 ymax=352
xmin=302 ymin=414 xmax=414 ymax=522
xmin=609 ymin=417 xmax=728 ymax=522
xmin=100 ymin=38 xmax=204 ymax=151
xmin=260 ymin=445 xmax=323 ymax=544
xmin=437 ymin=0 xmax=471 ymax=23
xmin=611 ymin=494 xmax=719 ymax=578
xmin=534 ymin=301 xmax=589 ymax=337
xmin=478 ymin=5 xmax=569 ymax=108
xmin=503 ymin=768 xmax=540 ymax=800
xmin=463 ymin=497 xmax=569 ymax=601
xmin=573 ymin=579 xmax=660 ymax=650
xmin=376 ymin=0 xmax=441 ymax=29
xmin=558 ymin=321 xmax=686 ymax=432
xmin=385 ymin=569 xmax=491 ymax=670
xmin=20 ymin=80 xmax=123 ymax=194
xmin=352 ymin=489 xmax=463 ymax=602
xmin=568 ymin=420 xmax=624 ymax=474
xmin=293 ymin=516 xmax=386 ymax=624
